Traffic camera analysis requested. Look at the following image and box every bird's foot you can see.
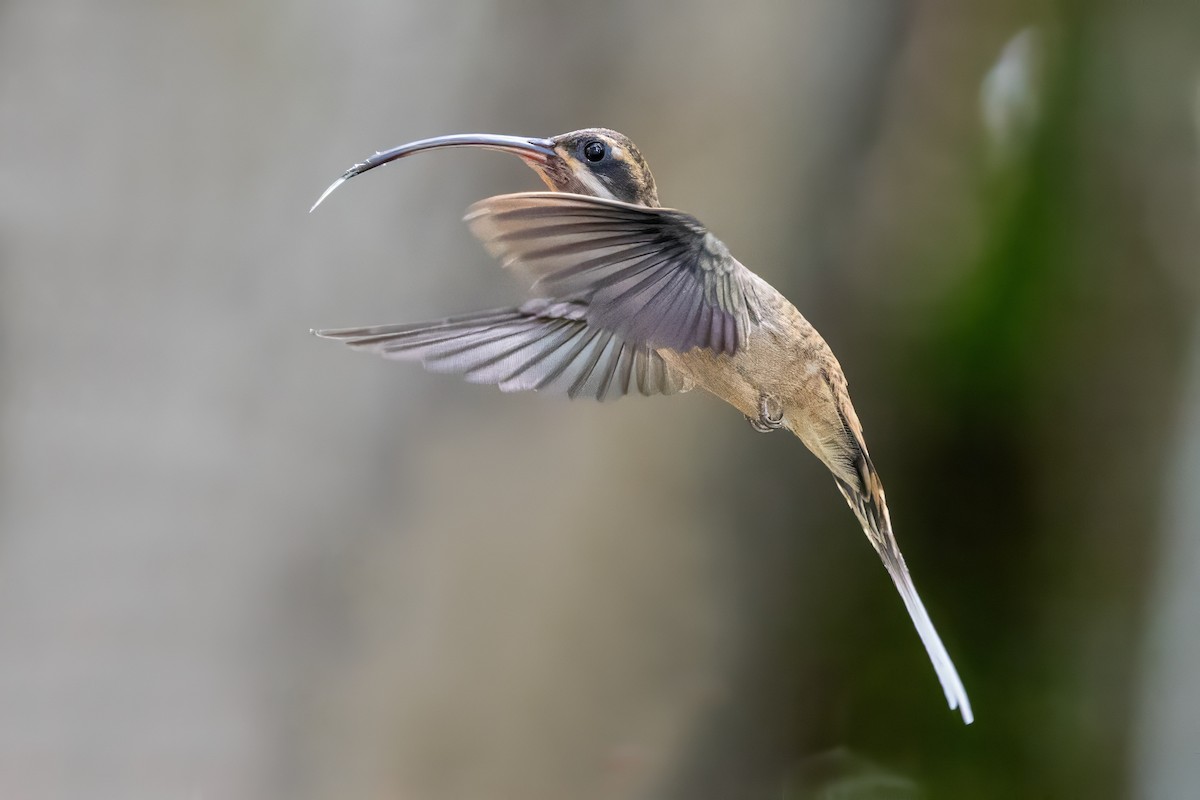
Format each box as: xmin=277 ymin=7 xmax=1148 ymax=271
xmin=746 ymin=393 xmax=784 ymax=433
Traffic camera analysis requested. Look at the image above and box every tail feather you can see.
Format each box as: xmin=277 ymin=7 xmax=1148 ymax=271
xmin=835 ymin=466 xmax=974 ymax=725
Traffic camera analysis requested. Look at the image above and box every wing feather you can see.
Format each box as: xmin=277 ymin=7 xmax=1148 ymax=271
xmin=466 ymin=192 xmax=766 ymax=355
xmin=315 ymin=300 xmax=693 ymax=401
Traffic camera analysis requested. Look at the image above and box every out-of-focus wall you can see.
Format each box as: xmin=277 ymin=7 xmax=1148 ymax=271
xmin=1134 ymin=319 xmax=1200 ymax=800
xmin=0 ymin=1 xmax=893 ymax=797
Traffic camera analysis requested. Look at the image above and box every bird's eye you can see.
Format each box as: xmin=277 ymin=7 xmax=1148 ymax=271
xmin=583 ymin=141 xmax=606 ymax=162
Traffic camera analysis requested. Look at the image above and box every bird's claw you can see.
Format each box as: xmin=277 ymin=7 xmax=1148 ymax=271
xmin=746 ymin=416 xmax=774 ymax=433
xmin=746 ymin=394 xmax=784 ymax=433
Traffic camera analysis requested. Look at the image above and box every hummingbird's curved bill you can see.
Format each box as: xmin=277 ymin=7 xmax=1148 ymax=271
xmin=309 ymin=134 xmax=557 ymax=212
xmin=310 ymin=128 xmax=974 ymax=724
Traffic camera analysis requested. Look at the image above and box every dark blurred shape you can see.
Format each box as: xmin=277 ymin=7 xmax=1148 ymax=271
xmin=782 ymin=749 xmax=920 ymax=800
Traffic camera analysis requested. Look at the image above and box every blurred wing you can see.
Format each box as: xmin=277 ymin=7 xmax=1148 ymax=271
xmin=465 ymin=192 xmax=766 ymax=356
xmin=315 ymin=299 xmax=694 ymax=402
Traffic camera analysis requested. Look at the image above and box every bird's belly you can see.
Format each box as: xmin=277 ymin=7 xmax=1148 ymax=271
xmin=663 ymin=350 xmax=760 ymax=417
xmin=659 ymin=326 xmax=802 ymax=420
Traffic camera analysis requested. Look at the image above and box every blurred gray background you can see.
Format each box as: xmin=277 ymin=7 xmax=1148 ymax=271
xmin=1 ymin=0 xmax=1198 ymax=797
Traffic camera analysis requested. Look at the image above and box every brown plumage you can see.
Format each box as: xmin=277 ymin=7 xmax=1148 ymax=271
xmin=311 ymin=128 xmax=973 ymax=724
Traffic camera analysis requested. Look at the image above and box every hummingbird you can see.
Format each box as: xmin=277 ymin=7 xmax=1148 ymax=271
xmin=310 ymin=128 xmax=973 ymax=724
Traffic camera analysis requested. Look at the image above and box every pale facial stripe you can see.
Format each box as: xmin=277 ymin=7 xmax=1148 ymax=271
xmin=570 ymin=162 xmax=617 ymax=200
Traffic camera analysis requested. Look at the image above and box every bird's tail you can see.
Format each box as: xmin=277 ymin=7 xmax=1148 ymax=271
xmin=834 ymin=458 xmax=974 ymax=724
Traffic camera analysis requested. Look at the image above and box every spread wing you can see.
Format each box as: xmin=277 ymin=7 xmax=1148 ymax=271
xmin=465 ymin=192 xmax=767 ymax=356
xmin=314 ymin=298 xmax=694 ymax=401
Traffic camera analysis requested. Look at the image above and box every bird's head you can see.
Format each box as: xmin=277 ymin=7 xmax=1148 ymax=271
xmin=311 ymin=128 xmax=660 ymax=211
xmin=535 ymin=128 xmax=659 ymax=207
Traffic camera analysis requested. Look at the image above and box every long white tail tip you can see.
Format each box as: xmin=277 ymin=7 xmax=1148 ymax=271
xmin=892 ymin=570 xmax=974 ymax=724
